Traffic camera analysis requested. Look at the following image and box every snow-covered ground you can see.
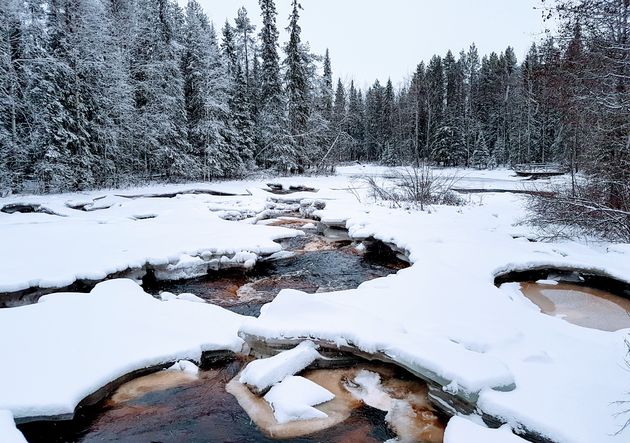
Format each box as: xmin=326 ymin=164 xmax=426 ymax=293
xmin=0 ymin=279 xmax=244 ymax=419
xmin=0 ymin=166 xmax=629 ymax=442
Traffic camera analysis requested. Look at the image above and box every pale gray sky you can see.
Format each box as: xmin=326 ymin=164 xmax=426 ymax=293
xmin=180 ymin=0 xmax=549 ymax=88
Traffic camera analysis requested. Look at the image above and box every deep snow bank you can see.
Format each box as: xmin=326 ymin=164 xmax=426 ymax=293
xmin=0 ymin=279 xmax=244 ymax=420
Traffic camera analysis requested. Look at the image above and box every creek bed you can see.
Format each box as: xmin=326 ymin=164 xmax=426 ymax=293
xmin=19 ymin=359 xmax=445 ymax=443
xmin=145 ymin=228 xmax=408 ymax=316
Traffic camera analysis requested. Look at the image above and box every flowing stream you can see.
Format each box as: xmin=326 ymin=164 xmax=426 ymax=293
xmin=18 ymin=219 xmax=448 ymax=442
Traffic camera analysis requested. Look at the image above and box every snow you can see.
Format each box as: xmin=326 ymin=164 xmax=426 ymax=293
xmin=0 ymin=184 xmax=302 ymax=293
xmin=263 ymin=376 xmax=334 ymax=424
xmin=239 ymin=341 xmax=322 ymax=393
xmin=0 ymin=279 xmax=244 ymax=420
xmin=166 ymin=360 xmax=200 ymax=376
xmin=535 ymin=279 xmax=560 ymax=285
xmin=345 ymin=370 xmax=393 ymax=411
xmin=0 ymin=411 xmax=27 ymax=443
xmin=444 ymin=416 xmax=527 ymax=443
xmin=160 ymin=291 xmax=206 ymax=303
xmin=1 ymin=168 xmax=629 ymax=442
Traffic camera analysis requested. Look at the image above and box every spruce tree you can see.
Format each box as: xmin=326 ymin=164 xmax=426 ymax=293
xmin=321 ymin=49 xmax=333 ymax=121
xmin=234 ymin=7 xmax=256 ymax=85
xmin=131 ymin=0 xmax=192 ymax=180
xmin=347 ymin=82 xmax=366 ymax=160
xmin=221 ymin=20 xmax=238 ymax=78
xmin=184 ymin=2 xmax=243 ymax=178
xmin=258 ymin=0 xmax=290 ymax=170
xmin=0 ymin=0 xmax=21 ymax=192
xmin=284 ymin=0 xmax=309 ymax=168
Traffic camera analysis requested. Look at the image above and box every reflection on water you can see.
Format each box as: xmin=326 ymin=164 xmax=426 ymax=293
xmin=21 ymin=360 xmax=445 ymax=443
xmin=519 ymin=282 xmax=630 ymax=331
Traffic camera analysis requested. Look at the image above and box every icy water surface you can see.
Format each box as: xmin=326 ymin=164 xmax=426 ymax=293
xmin=20 ymin=360 xmax=445 ymax=443
xmin=145 ymin=228 xmax=408 ymax=316
xmin=519 ymin=282 xmax=630 ymax=331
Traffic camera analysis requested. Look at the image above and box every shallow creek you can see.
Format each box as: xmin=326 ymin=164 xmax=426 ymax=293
xmin=20 ymin=359 xmax=446 ymax=442
xmin=518 ymin=281 xmax=630 ymax=332
xmin=145 ymin=219 xmax=408 ymax=316
xmin=19 ymin=219 xmax=441 ymax=442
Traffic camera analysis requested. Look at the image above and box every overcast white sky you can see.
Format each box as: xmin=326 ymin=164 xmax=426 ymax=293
xmin=180 ymin=0 xmax=549 ymax=88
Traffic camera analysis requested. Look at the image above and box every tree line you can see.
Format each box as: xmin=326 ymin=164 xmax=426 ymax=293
xmin=0 ymin=0 xmax=628 ymax=212
xmin=0 ymin=0 xmax=335 ymax=192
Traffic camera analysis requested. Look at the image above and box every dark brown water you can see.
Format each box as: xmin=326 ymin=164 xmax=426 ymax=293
xmin=20 ymin=360 xmax=445 ymax=443
xmin=19 ymin=221 xmax=418 ymax=442
xmin=145 ymin=231 xmax=408 ymax=317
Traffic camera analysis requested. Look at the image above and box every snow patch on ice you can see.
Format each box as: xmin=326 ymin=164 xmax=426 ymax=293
xmin=160 ymin=291 xmax=206 ymax=304
xmin=165 ymin=360 xmax=200 ymax=376
xmin=536 ymin=279 xmax=559 ymax=286
xmin=444 ymin=416 xmax=527 ymax=443
xmin=263 ymin=376 xmax=334 ymax=424
xmin=239 ymin=341 xmax=322 ymax=393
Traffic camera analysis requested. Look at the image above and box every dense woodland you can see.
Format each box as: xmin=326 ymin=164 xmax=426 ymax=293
xmin=0 ymin=1 xmax=628 ymax=226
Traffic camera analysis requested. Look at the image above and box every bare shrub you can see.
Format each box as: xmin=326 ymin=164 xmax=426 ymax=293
xmin=528 ymin=177 xmax=630 ymax=242
xmin=365 ymin=165 xmax=463 ymax=211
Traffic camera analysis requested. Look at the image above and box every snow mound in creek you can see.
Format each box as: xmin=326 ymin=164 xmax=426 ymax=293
xmin=263 ymin=376 xmax=334 ymax=424
xmin=239 ymin=341 xmax=322 ymax=393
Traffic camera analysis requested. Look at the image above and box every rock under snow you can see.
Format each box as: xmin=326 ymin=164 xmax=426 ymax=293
xmin=239 ymin=341 xmax=322 ymax=394
xmin=263 ymin=376 xmax=334 ymax=424
xmin=444 ymin=416 xmax=527 ymax=443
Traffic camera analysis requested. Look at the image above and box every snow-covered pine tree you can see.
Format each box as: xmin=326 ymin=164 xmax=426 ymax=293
xmin=347 ymin=81 xmax=366 ymax=160
xmin=284 ymin=0 xmax=310 ymax=170
xmin=321 ymin=49 xmax=333 ymax=122
xmin=183 ymin=0 xmax=243 ymax=179
xmin=29 ymin=0 xmax=92 ymax=191
xmin=257 ymin=0 xmax=291 ymax=170
xmin=221 ymin=20 xmax=238 ymax=78
xmin=471 ymin=129 xmax=490 ymax=169
xmin=425 ymin=55 xmax=445 ymax=159
xmin=220 ymin=7 xmax=256 ymax=169
xmin=332 ymin=79 xmax=346 ymax=135
xmin=131 ymin=0 xmax=192 ymax=181
xmin=72 ymin=0 xmax=136 ymax=188
xmin=365 ymin=80 xmax=384 ymax=160
xmin=463 ymin=44 xmax=481 ymax=166
xmin=380 ymin=78 xmax=396 ymax=162
xmin=0 ymin=0 xmax=21 ymax=192
xmin=234 ymin=7 xmax=256 ymax=86
xmin=229 ymin=65 xmax=256 ymax=168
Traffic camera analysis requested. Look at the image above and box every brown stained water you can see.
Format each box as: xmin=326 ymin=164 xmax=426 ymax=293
xmin=145 ymin=228 xmax=408 ymax=317
xmin=519 ymin=282 xmax=630 ymax=331
xmin=21 ymin=360 xmax=445 ymax=443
